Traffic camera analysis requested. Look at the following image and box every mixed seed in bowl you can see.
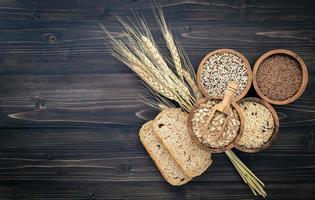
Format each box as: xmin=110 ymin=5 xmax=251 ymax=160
xmin=199 ymin=52 xmax=249 ymax=99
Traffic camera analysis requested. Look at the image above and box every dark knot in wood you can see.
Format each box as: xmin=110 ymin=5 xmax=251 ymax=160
xmin=32 ymin=96 xmax=46 ymax=109
xmin=118 ymin=163 xmax=132 ymax=172
xmin=42 ymin=33 xmax=58 ymax=44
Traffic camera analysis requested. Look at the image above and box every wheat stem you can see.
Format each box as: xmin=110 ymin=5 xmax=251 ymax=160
xmin=156 ymin=8 xmax=184 ymax=80
xmin=182 ymin=70 xmax=203 ymax=100
xmin=226 ymin=150 xmax=266 ymax=197
xmin=140 ymin=35 xmax=191 ymax=103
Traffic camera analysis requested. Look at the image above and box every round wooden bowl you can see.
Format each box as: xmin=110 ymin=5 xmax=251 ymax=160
xmin=253 ymin=49 xmax=308 ymax=105
xmin=196 ymin=49 xmax=253 ymax=102
xmin=187 ymin=97 xmax=245 ymax=153
xmin=234 ymin=97 xmax=280 ymax=153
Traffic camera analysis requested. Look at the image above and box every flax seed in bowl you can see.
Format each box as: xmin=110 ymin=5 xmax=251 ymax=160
xmin=253 ymin=49 xmax=308 ymax=105
xmin=197 ymin=49 xmax=252 ymax=101
xmin=235 ymin=97 xmax=279 ymax=153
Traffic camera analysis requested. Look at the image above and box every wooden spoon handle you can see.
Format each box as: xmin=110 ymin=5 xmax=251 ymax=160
xmin=219 ymin=82 xmax=238 ymax=113
xmin=204 ymin=82 xmax=238 ymax=138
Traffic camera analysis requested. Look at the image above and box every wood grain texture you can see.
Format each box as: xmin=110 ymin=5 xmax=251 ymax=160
xmin=0 ymin=0 xmax=315 ymax=199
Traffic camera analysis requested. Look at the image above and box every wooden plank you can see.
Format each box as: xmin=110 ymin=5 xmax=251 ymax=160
xmin=0 ymin=74 xmax=314 ymax=127
xmin=0 ymin=181 xmax=314 ymax=199
xmin=0 ymin=127 xmax=313 ymax=183
xmin=0 ymin=0 xmax=314 ymax=199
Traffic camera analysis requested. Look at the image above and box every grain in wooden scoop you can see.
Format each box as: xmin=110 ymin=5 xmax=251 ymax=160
xmin=188 ymin=98 xmax=242 ymax=153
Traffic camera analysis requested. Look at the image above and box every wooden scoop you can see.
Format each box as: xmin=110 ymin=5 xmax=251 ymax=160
xmin=204 ymin=82 xmax=239 ymax=139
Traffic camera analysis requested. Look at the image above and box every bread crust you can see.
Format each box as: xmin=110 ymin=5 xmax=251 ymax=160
xmin=153 ymin=108 xmax=212 ymax=177
xmin=139 ymin=121 xmax=192 ymax=186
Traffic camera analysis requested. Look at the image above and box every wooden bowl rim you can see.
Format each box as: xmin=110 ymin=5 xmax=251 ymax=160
xmin=234 ymin=97 xmax=280 ymax=153
xmin=253 ymin=49 xmax=308 ymax=105
xmin=196 ymin=48 xmax=253 ymax=102
xmin=187 ymin=96 xmax=245 ymax=153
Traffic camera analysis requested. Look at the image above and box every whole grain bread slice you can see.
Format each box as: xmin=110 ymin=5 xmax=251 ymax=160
xmin=139 ymin=121 xmax=192 ymax=186
xmin=153 ymin=108 xmax=212 ymax=177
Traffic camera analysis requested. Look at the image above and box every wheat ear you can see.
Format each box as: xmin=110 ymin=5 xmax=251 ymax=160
xmin=156 ymin=8 xmax=183 ymax=79
xmin=111 ymin=40 xmax=177 ymax=101
xmin=115 ymin=16 xmax=193 ymax=108
xmin=164 ymin=30 xmax=183 ymax=77
xmin=125 ymin=37 xmax=170 ymax=87
xmin=127 ymin=59 xmax=176 ymax=101
xmin=182 ymin=70 xmax=203 ymax=100
xmin=155 ymin=8 xmax=198 ymax=104
xmin=140 ymin=35 xmax=191 ymax=102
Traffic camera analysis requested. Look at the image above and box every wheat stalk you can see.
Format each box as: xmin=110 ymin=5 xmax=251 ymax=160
xmin=164 ymin=30 xmax=183 ymax=77
xmin=127 ymin=36 xmax=192 ymax=110
xmin=182 ymin=70 xmax=203 ymax=100
xmin=140 ymin=35 xmax=191 ymax=101
xmin=110 ymin=39 xmax=177 ymax=101
xmin=126 ymin=37 xmax=170 ymax=87
xmin=103 ymin=20 xmax=193 ymax=111
xmin=120 ymin=15 xmax=194 ymax=106
xmin=113 ymin=15 xmax=193 ymax=108
xmin=155 ymin=8 xmax=198 ymax=104
xmin=155 ymin=8 xmax=183 ymax=79
xmin=138 ymin=35 xmax=192 ymax=110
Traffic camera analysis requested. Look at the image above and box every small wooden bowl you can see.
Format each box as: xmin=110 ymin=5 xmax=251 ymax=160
xmin=234 ymin=97 xmax=280 ymax=153
xmin=187 ymin=97 xmax=245 ymax=153
xmin=253 ymin=49 xmax=308 ymax=105
xmin=196 ymin=49 xmax=253 ymax=102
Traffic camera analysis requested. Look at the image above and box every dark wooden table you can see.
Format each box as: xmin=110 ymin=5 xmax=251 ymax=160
xmin=0 ymin=0 xmax=314 ymax=199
